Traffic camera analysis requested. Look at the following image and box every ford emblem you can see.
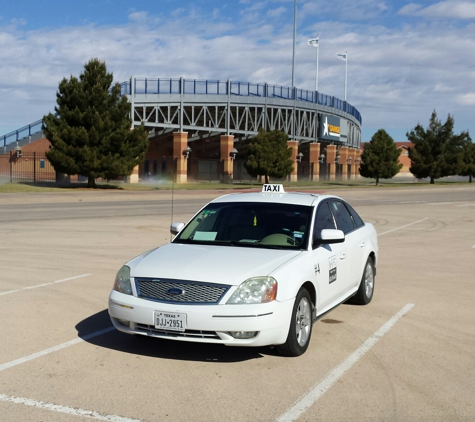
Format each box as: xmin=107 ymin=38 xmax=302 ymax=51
xmin=167 ymin=287 xmax=185 ymax=296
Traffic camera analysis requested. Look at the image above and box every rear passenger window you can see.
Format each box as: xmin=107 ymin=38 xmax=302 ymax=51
xmin=313 ymin=202 xmax=336 ymax=239
xmin=330 ymin=201 xmax=355 ymax=234
xmin=345 ymin=203 xmax=365 ymax=228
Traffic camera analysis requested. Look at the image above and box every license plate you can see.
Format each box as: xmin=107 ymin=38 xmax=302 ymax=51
xmin=155 ymin=311 xmax=187 ymax=332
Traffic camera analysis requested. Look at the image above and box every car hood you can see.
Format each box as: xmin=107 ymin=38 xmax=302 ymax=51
xmin=127 ymin=243 xmax=301 ymax=286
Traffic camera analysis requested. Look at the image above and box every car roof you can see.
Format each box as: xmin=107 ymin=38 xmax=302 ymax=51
xmin=210 ymin=185 xmax=342 ymax=207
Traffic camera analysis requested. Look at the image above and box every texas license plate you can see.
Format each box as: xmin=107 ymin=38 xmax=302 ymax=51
xmin=155 ymin=311 xmax=187 ymax=332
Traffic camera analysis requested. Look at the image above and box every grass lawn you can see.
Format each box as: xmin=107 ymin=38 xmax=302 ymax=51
xmin=0 ymin=178 xmax=470 ymax=193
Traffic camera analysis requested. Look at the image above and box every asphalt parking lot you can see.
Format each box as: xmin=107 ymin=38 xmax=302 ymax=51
xmin=1 ymin=185 xmax=474 ymax=422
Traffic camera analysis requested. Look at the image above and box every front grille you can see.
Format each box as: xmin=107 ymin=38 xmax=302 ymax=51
xmin=135 ymin=323 xmax=220 ymax=339
xmin=135 ymin=278 xmax=230 ymax=304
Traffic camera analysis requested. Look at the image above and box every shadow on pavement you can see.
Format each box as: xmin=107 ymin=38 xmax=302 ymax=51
xmin=76 ymin=309 xmax=276 ymax=363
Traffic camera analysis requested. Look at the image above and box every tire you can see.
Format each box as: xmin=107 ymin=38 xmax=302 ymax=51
xmin=276 ymin=288 xmax=313 ymax=357
xmin=349 ymin=257 xmax=375 ymax=305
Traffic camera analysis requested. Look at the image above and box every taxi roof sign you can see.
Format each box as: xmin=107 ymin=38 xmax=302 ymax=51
xmin=262 ymin=184 xmax=286 ymax=193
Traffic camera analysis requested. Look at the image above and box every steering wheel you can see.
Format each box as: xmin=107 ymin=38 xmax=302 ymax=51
xmin=260 ymin=233 xmax=295 ymax=246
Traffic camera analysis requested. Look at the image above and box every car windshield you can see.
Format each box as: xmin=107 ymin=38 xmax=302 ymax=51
xmin=173 ymin=202 xmax=311 ymax=250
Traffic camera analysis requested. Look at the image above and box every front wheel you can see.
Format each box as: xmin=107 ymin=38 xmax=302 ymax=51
xmin=349 ymin=257 xmax=375 ymax=305
xmin=276 ymin=288 xmax=313 ymax=357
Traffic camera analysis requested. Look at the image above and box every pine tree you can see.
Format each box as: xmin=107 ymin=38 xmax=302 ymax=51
xmin=359 ymin=129 xmax=402 ymax=185
xmin=43 ymin=58 xmax=149 ymax=187
xmin=244 ymin=130 xmax=294 ymax=183
xmin=407 ymin=111 xmax=468 ymax=184
xmin=459 ymin=138 xmax=475 ymax=183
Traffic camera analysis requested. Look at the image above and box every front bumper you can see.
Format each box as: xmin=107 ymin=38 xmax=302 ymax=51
xmin=108 ymin=290 xmax=294 ymax=347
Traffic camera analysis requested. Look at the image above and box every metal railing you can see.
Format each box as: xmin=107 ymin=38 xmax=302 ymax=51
xmin=1 ymin=119 xmax=43 ymax=149
xmin=122 ymin=78 xmax=361 ymax=124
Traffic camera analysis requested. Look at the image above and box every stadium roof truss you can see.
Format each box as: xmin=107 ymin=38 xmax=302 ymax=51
xmin=126 ymin=78 xmax=362 ymax=148
xmin=130 ymin=97 xmax=362 ymax=147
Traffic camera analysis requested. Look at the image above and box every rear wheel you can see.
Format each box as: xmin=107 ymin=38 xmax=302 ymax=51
xmin=349 ymin=257 xmax=375 ymax=305
xmin=276 ymin=288 xmax=313 ymax=357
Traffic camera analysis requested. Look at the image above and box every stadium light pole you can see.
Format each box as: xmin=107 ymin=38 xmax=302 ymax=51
xmin=308 ymin=34 xmax=320 ymax=91
xmin=291 ymin=0 xmax=297 ymax=89
xmin=337 ymin=51 xmax=348 ymax=101
xmin=344 ymin=51 xmax=347 ymax=101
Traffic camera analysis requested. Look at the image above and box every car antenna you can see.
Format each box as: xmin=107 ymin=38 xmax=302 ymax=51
xmin=170 ymin=158 xmax=176 ymax=241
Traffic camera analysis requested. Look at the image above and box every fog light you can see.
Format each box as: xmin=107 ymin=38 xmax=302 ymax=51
xmin=229 ymin=331 xmax=258 ymax=339
xmin=117 ymin=319 xmax=130 ymax=327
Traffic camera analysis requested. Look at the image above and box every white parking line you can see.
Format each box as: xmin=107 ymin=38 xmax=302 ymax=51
xmin=0 ymin=327 xmax=114 ymax=373
xmin=0 ymin=393 xmax=140 ymax=421
xmin=377 ymin=218 xmax=428 ymax=236
xmin=0 ymin=273 xmax=92 ymax=296
xmin=276 ymin=303 xmax=415 ymax=422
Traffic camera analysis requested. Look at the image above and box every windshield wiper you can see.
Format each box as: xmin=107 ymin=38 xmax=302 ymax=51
xmin=173 ymin=239 xmax=234 ymax=246
xmin=231 ymin=241 xmax=286 ymax=249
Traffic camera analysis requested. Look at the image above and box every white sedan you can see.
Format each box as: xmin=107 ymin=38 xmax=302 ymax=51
xmin=108 ymin=184 xmax=378 ymax=356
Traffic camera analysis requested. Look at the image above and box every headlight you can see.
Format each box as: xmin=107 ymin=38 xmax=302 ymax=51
xmin=227 ymin=276 xmax=277 ymax=304
xmin=113 ymin=265 xmax=132 ymax=295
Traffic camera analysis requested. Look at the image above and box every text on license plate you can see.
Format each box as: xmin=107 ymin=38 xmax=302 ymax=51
xmin=155 ymin=311 xmax=187 ymax=332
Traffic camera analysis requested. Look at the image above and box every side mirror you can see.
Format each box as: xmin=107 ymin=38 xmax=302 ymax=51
xmin=313 ymin=229 xmax=345 ymax=248
xmin=170 ymin=222 xmax=185 ymax=236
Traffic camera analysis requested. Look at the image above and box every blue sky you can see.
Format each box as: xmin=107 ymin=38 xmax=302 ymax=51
xmin=1 ymin=0 xmax=475 ymax=143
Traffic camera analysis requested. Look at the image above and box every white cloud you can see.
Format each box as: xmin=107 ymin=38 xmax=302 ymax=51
xmin=9 ymin=18 xmax=27 ymax=27
xmin=170 ymin=8 xmax=186 ymax=18
xmin=267 ymin=7 xmax=286 ymax=18
xmin=128 ymin=11 xmax=149 ymax=23
xmin=457 ymin=92 xmax=475 ymax=105
xmin=398 ymin=3 xmax=423 ymax=15
xmin=0 ymin=4 xmax=475 ymax=141
xmin=301 ymin=0 xmax=391 ymax=21
xmin=398 ymin=1 xmax=475 ymax=19
xmin=434 ymin=83 xmax=455 ymax=92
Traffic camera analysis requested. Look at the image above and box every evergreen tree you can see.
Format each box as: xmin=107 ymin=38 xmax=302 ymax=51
xmin=459 ymin=138 xmax=475 ymax=183
xmin=407 ymin=111 xmax=468 ymax=184
xmin=359 ymin=129 xmax=402 ymax=185
xmin=244 ymin=130 xmax=294 ymax=183
xmin=43 ymin=58 xmax=149 ymax=187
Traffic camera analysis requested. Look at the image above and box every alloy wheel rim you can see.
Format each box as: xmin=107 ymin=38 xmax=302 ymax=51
xmin=365 ymin=264 xmax=374 ymax=298
xmin=296 ymin=297 xmax=311 ymax=346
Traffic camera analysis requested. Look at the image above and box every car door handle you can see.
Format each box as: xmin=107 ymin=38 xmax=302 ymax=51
xmin=340 ymin=253 xmax=346 ymax=260
xmin=359 ymin=241 xmax=365 ymax=248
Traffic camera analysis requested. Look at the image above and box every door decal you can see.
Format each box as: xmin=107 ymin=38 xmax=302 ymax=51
xmin=314 ymin=263 xmax=320 ymax=275
xmin=329 ymin=256 xmax=337 ymax=284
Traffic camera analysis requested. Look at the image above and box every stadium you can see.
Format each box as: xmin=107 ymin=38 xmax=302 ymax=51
xmin=1 ymin=77 xmax=362 ymax=184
